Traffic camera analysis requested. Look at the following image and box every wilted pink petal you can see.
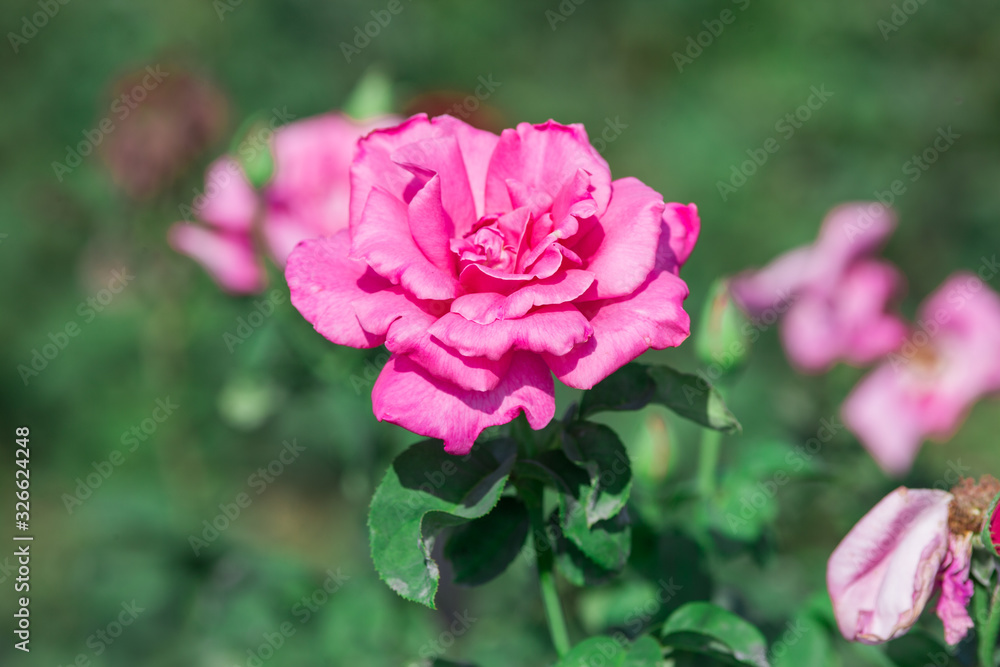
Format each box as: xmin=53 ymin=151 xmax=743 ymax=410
xmin=936 ymin=532 xmax=974 ymax=646
xmin=828 ymin=487 xmax=952 ymax=644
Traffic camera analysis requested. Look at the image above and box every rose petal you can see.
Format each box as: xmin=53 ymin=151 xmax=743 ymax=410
xmin=285 ymin=231 xmax=390 ymax=348
xmin=936 ymin=532 xmax=975 ymax=646
xmin=194 ymin=158 xmax=257 ymax=232
xmin=827 ymin=487 xmax=952 ymax=644
xmin=372 ymin=352 xmax=556 ymax=454
xmin=351 ymin=187 xmax=461 ymax=300
xmin=169 ymin=223 xmax=265 ymax=294
xmin=485 ymin=120 xmax=611 ymax=216
xmin=351 ymin=287 xmax=511 ymax=392
xmin=449 ymin=269 xmax=596 ymax=324
xmin=573 ymin=177 xmax=665 ymax=300
xmin=543 ymin=222 xmax=691 ymax=389
xmin=429 ymin=304 xmax=593 ymax=361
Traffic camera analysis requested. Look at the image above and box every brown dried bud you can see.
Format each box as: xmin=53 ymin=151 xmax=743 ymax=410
xmin=948 ymin=475 xmax=1000 ymax=534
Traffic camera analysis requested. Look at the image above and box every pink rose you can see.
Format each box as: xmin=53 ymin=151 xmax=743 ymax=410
xmin=827 ymin=487 xmax=963 ymax=644
xmin=842 ymin=273 xmax=1000 ymax=475
xmin=286 ymin=114 xmax=699 ymax=453
xmin=730 ymin=203 xmax=907 ymax=373
xmin=170 ymin=113 xmax=398 ymax=293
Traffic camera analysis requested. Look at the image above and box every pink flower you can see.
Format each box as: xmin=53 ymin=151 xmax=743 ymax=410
xmin=828 ymin=487 xmax=955 ymax=644
xmin=286 ymin=114 xmax=699 ymax=453
xmin=730 ymin=203 xmax=907 ymax=373
xmin=170 ymin=113 xmax=398 ymax=293
xmin=842 ymin=273 xmax=1000 ymax=475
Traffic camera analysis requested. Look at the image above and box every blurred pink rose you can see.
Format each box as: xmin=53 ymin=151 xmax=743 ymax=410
xmin=827 ymin=487 xmax=966 ymax=644
xmin=730 ymin=203 xmax=907 ymax=373
xmin=286 ymin=114 xmax=699 ymax=453
xmin=170 ymin=113 xmax=398 ymax=293
xmin=842 ymin=273 xmax=1000 ymax=475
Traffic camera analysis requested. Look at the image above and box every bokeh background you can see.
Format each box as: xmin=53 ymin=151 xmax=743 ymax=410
xmin=2 ymin=0 xmax=999 ymax=665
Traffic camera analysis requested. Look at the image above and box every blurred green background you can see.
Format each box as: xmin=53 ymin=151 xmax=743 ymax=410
xmin=2 ymin=0 xmax=999 ymax=665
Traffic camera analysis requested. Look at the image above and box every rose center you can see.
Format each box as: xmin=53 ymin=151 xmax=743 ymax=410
xmin=450 ymin=217 xmax=518 ymax=273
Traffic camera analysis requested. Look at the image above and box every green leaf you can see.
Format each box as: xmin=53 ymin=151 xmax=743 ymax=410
xmin=624 ymin=636 xmax=663 ymax=666
xmin=771 ymin=615 xmax=838 ymax=667
xmin=661 ymin=602 xmax=769 ymax=667
xmin=552 ymin=518 xmax=619 ymax=587
xmin=562 ymin=421 xmax=633 ymax=527
xmin=553 ymin=636 xmax=628 ymax=667
xmin=368 ymin=439 xmax=516 ymax=608
xmin=516 ymin=451 xmax=631 ymax=578
xmin=444 ymin=496 xmax=529 ymax=586
xmin=580 ymin=363 xmax=740 ymax=434
xmin=885 ymin=631 xmax=960 ymax=667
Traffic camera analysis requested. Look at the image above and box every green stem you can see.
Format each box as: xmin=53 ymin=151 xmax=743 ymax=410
xmin=977 ymin=583 xmax=1000 ymax=667
xmin=696 ymin=427 xmax=723 ymax=498
xmin=518 ymin=480 xmax=571 ymax=657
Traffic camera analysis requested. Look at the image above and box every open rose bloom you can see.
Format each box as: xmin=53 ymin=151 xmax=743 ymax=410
xmin=170 ymin=113 xmax=397 ymax=293
xmin=286 ymin=114 xmax=699 ymax=453
xmin=730 ymin=203 xmax=907 ymax=373
xmin=842 ymin=273 xmax=1000 ymax=475
xmin=827 ymin=487 xmax=975 ymax=646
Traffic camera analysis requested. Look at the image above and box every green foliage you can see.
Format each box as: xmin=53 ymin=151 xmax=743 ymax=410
xmin=581 ymin=363 xmax=741 ymax=434
xmin=661 ymin=602 xmax=770 ymax=667
xmin=444 ymin=496 xmax=529 ymax=586
xmin=368 ymin=439 xmax=516 ymax=608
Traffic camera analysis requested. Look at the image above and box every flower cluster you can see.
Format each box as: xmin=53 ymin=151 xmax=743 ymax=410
xmin=731 ymin=204 xmax=1000 ymax=475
